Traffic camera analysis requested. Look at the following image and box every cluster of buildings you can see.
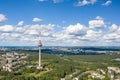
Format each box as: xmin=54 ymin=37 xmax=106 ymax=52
xmin=88 ymin=72 xmax=105 ymax=79
xmin=0 ymin=38 xmax=43 ymax=72
xmin=61 ymin=67 xmax=120 ymax=80
xmin=0 ymin=52 xmax=28 ymax=72
xmin=108 ymin=67 xmax=120 ymax=80
xmin=69 ymin=70 xmax=80 ymax=79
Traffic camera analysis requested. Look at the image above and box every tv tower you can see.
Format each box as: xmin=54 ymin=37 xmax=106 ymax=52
xmin=37 ymin=32 xmax=42 ymax=69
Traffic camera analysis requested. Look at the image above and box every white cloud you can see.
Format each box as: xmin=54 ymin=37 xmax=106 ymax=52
xmin=1 ymin=15 xmax=120 ymax=46
xmin=116 ymin=27 xmax=120 ymax=34
xmin=103 ymin=33 xmax=120 ymax=40
xmin=90 ymin=0 xmax=97 ymax=4
xmin=85 ymin=30 xmax=102 ymax=39
xmin=65 ymin=23 xmax=87 ymax=36
xmin=38 ymin=0 xmax=47 ymax=2
xmin=89 ymin=17 xmax=106 ymax=28
xmin=0 ymin=25 xmax=14 ymax=33
xmin=96 ymin=16 xmax=103 ymax=20
xmin=11 ymin=33 xmax=21 ymax=38
xmin=32 ymin=17 xmax=42 ymax=22
xmin=74 ymin=0 xmax=89 ymax=6
xmin=53 ymin=0 xmax=63 ymax=3
xmin=74 ymin=30 xmax=102 ymax=42
xmin=17 ymin=21 xmax=24 ymax=26
xmin=24 ymin=30 xmax=38 ymax=36
xmin=15 ymin=27 xmax=25 ymax=33
xmin=103 ymin=24 xmax=120 ymax=43
xmin=74 ymin=0 xmax=97 ymax=6
xmin=102 ymin=0 xmax=112 ymax=6
xmin=109 ymin=24 xmax=118 ymax=32
xmin=48 ymin=23 xmax=88 ymax=43
xmin=0 ymin=23 xmax=56 ymax=46
xmin=21 ymin=24 xmax=55 ymax=38
xmin=0 ymin=14 xmax=7 ymax=22
xmin=38 ymin=0 xmax=63 ymax=3
xmin=53 ymin=23 xmax=89 ymax=43
xmin=1 ymin=33 xmax=10 ymax=37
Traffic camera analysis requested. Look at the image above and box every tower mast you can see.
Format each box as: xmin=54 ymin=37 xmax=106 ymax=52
xmin=37 ymin=32 xmax=42 ymax=69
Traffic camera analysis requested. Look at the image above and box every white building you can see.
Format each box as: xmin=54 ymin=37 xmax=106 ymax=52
xmin=90 ymin=73 xmax=105 ymax=79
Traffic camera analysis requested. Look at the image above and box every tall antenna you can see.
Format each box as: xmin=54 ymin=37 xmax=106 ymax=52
xmin=37 ymin=31 xmax=43 ymax=69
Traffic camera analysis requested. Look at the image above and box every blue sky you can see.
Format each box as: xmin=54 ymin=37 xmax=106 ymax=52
xmin=0 ymin=0 xmax=120 ymax=46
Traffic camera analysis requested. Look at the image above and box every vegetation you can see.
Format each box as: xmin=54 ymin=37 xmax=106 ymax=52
xmin=0 ymin=51 xmax=120 ymax=80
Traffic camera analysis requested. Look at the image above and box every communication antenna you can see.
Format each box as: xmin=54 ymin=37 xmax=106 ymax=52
xmin=37 ymin=31 xmax=42 ymax=69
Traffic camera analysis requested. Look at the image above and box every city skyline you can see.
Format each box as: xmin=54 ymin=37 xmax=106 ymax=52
xmin=0 ymin=0 xmax=120 ymax=46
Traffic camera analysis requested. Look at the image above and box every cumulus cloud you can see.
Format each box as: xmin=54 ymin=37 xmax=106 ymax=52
xmin=95 ymin=16 xmax=103 ymax=20
xmin=23 ymin=24 xmax=52 ymax=37
xmin=32 ymin=17 xmax=42 ymax=22
xmin=0 ymin=24 xmax=55 ymax=45
xmin=74 ymin=0 xmax=97 ymax=6
xmin=1 ymin=15 xmax=120 ymax=46
xmin=85 ymin=30 xmax=102 ymax=39
xmin=65 ymin=23 xmax=87 ymax=36
xmin=53 ymin=23 xmax=88 ymax=43
xmin=1 ymin=33 xmax=10 ymax=37
xmin=103 ymin=33 xmax=120 ymax=41
xmin=89 ymin=16 xmax=106 ymax=28
xmin=11 ymin=33 xmax=21 ymax=38
xmin=43 ymin=23 xmax=88 ymax=43
xmin=0 ymin=14 xmax=7 ymax=22
xmin=0 ymin=25 xmax=14 ymax=33
xmin=74 ymin=30 xmax=102 ymax=42
xmin=17 ymin=21 xmax=24 ymax=26
xmin=102 ymin=0 xmax=112 ymax=6
xmin=53 ymin=24 xmax=104 ymax=46
xmin=90 ymin=0 xmax=97 ymax=4
xmin=103 ymin=24 xmax=120 ymax=43
xmin=24 ymin=30 xmax=38 ymax=36
xmin=109 ymin=24 xmax=118 ymax=32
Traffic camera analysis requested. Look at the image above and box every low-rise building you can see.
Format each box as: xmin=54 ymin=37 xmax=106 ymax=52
xmin=1 ymin=52 xmax=28 ymax=72
xmin=89 ymin=73 xmax=105 ymax=79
